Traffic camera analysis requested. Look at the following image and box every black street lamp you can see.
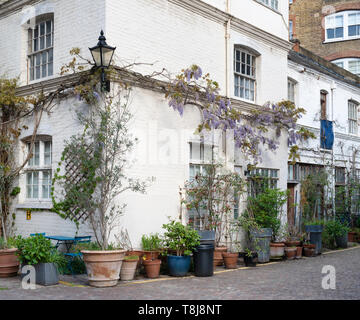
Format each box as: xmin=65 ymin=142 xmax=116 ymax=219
xmin=89 ymin=30 xmax=116 ymax=92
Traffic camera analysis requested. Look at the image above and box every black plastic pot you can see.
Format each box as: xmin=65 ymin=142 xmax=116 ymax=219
xmin=243 ymin=252 xmax=258 ymax=267
xmin=335 ymin=233 xmax=348 ymax=248
xmin=193 ymin=243 xmax=214 ymax=277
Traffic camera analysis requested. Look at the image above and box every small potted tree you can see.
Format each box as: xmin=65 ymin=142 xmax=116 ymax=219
xmin=162 ymin=219 xmax=200 ymax=277
xmin=15 ymin=234 xmax=66 ymax=286
xmin=0 ymin=237 xmax=19 ymax=278
xmin=52 ymin=85 xmax=152 ymax=287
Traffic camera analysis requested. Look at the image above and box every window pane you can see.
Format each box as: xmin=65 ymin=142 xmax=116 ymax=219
xmin=40 ymin=22 xmax=45 ymax=36
xmin=46 ymin=20 xmax=52 ymax=34
xmin=44 ymin=141 xmax=52 ymax=165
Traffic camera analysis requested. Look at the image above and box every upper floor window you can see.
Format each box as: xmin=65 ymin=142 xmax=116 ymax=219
xmin=348 ymin=100 xmax=359 ymax=135
xmin=289 ymin=20 xmax=293 ymax=40
xmin=257 ymin=0 xmax=279 ymax=11
xmin=333 ymin=58 xmax=360 ymax=76
xmin=325 ymin=11 xmax=360 ymax=42
xmin=288 ymin=78 xmax=296 ymax=104
xmin=320 ymin=90 xmax=328 ymax=120
xmin=247 ymin=168 xmax=279 ymax=197
xmin=234 ymin=48 xmax=256 ymax=102
xmin=28 ymin=16 xmax=54 ymax=81
xmin=25 ymin=139 xmax=52 ymax=200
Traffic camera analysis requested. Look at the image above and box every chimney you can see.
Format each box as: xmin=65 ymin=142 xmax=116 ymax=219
xmin=290 ymin=39 xmax=301 ymax=52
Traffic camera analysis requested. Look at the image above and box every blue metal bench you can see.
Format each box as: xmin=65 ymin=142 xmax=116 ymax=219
xmin=64 ymin=236 xmax=91 ymax=275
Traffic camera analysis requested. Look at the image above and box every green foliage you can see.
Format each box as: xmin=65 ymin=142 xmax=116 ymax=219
xmin=141 ymin=233 xmax=162 ymax=251
xmin=162 ymin=219 xmax=201 ymax=256
xmin=0 ymin=237 xmax=16 ymax=249
xmin=323 ymin=219 xmax=350 ymax=245
xmin=245 ymin=188 xmax=288 ymax=241
xmin=304 ymin=219 xmax=326 ymax=226
xmin=14 ymin=234 xmax=66 ymax=268
xmin=124 ymin=255 xmax=139 ymax=261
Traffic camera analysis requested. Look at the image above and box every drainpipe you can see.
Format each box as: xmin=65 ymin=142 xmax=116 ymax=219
xmin=331 ymin=81 xmax=336 ymax=220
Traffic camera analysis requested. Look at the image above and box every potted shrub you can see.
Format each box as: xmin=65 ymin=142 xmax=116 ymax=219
xmin=51 ymin=91 xmax=153 ymax=287
xmin=15 ymin=234 xmax=66 ymax=286
xmin=141 ymin=233 xmax=162 ymax=261
xmin=246 ymin=188 xmax=287 ymax=263
xmin=222 ymin=220 xmax=241 ymax=269
xmin=162 ymin=219 xmax=200 ymax=277
xmin=323 ymin=219 xmax=349 ymax=249
xmin=0 ymin=237 xmax=19 ymax=278
xmin=120 ymin=255 xmax=139 ymax=281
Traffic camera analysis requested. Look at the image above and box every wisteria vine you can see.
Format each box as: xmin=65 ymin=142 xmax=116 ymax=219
xmin=165 ymin=65 xmax=315 ymax=163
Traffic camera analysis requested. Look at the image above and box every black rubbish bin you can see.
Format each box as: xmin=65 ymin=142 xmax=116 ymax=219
xmin=193 ymin=243 xmax=214 ymax=277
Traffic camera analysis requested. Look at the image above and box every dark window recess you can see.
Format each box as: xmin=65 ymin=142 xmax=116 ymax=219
xmin=320 ymin=91 xmax=327 ymax=120
xmin=320 ymin=120 xmax=334 ymax=150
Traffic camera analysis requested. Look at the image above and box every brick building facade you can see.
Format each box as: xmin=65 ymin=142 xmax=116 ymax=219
xmin=289 ymin=0 xmax=360 ymax=76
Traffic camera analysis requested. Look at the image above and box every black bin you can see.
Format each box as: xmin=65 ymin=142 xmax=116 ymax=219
xmin=193 ymin=242 xmax=214 ymax=277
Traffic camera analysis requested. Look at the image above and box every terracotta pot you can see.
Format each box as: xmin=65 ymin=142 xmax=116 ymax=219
xmin=143 ymin=259 xmax=161 ymax=278
xmin=348 ymin=232 xmax=357 ymax=242
xmin=213 ymin=247 xmax=227 ymax=266
xmin=142 ymin=251 xmax=160 ymax=261
xmin=296 ymin=246 xmax=303 ymax=259
xmin=303 ymin=243 xmax=316 ymax=249
xmin=285 ymin=240 xmax=301 ymax=247
xmin=222 ymin=252 xmax=238 ymax=269
xmin=120 ymin=258 xmax=138 ymax=281
xmin=0 ymin=248 xmax=19 ymax=278
xmin=270 ymin=242 xmax=285 ymax=259
xmin=126 ymin=250 xmax=144 ymax=269
xmin=81 ymin=250 xmax=126 ymax=287
xmin=303 ymin=247 xmax=315 ymax=257
xmin=284 ymin=247 xmax=297 ymax=260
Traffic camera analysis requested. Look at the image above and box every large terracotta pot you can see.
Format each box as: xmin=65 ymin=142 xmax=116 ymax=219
xmin=143 ymin=259 xmax=161 ymax=278
xmin=270 ymin=242 xmax=285 ymax=259
xmin=222 ymin=252 xmax=238 ymax=269
xmin=0 ymin=248 xmax=19 ymax=278
xmin=120 ymin=257 xmax=138 ymax=281
xmin=213 ymin=247 xmax=227 ymax=266
xmin=303 ymin=244 xmax=316 ymax=257
xmin=284 ymin=247 xmax=297 ymax=260
xmin=81 ymin=250 xmax=126 ymax=287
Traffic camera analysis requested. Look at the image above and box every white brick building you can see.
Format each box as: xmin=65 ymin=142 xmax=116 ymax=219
xmin=0 ymin=0 xmax=359 ymax=248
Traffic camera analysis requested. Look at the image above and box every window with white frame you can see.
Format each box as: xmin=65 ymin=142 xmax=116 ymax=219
xmin=325 ymin=11 xmax=360 ymax=42
xmin=247 ymin=168 xmax=279 ymax=197
xmin=288 ymin=78 xmax=296 ymax=103
xmin=349 ymin=100 xmax=359 ymax=135
xmin=25 ymin=140 xmax=52 ymax=200
xmin=257 ymin=0 xmax=279 ymax=11
xmin=27 ymin=15 xmax=54 ymax=81
xmin=234 ymin=48 xmax=256 ymax=102
xmin=289 ymin=20 xmax=293 ymax=40
xmin=333 ymin=58 xmax=360 ymax=76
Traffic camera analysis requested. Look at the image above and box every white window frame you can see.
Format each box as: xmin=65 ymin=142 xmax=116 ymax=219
xmin=25 ymin=140 xmax=52 ymax=201
xmin=247 ymin=168 xmax=279 ymax=197
xmin=288 ymin=78 xmax=297 ymax=104
xmin=28 ymin=15 xmax=54 ymax=82
xmin=348 ymin=100 xmax=359 ymax=135
xmin=256 ymin=0 xmax=279 ymax=11
xmin=325 ymin=11 xmax=360 ymax=43
xmin=234 ymin=48 xmax=256 ymax=102
xmin=332 ymin=58 xmax=360 ymax=76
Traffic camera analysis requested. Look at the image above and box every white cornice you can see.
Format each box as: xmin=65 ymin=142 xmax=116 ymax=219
xmin=168 ymin=0 xmax=292 ymax=52
xmin=0 ymin=0 xmax=40 ymax=18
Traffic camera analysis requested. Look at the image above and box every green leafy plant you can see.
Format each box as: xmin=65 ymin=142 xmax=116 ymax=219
xmin=124 ymin=255 xmax=139 ymax=261
xmin=245 ymin=188 xmax=288 ymax=242
xmin=323 ymin=219 xmax=350 ymax=249
xmin=141 ymin=233 xmax=162 ymax=251
xmin=162 ymin=219 xmax=200 ymax=256
xmin=304 ymin=219 xmax=326 ymax=226
xmin=0 ymin=236 xmax=16 ymax=250
xmin=14 ymin=234 xmax=66 ymax=269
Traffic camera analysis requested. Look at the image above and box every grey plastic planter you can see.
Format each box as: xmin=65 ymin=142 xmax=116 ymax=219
xmin=250 ymin=228 xmax=272 ymax=263
xmin=197 ymin=230 xmax=215 ymax=242
xmin=305 ymin=225 xmax=323 ymax=255
xmin=21 ymin=263 xmax=59 ymax=286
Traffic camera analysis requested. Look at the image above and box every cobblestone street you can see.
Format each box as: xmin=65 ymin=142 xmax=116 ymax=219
xmin=1 ymin=246 xmax=359 ymax=300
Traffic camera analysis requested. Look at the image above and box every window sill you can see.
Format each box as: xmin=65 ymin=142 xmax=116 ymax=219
xmin=28 ymin=75 xmax=56 ymax=86
xmin=16 ymin=202 xmax=53 ymax=210
xmin=323 ymin=37 xmax=360 ymax=44
xmin=319 ymin=148 xmax=332 ymax=153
